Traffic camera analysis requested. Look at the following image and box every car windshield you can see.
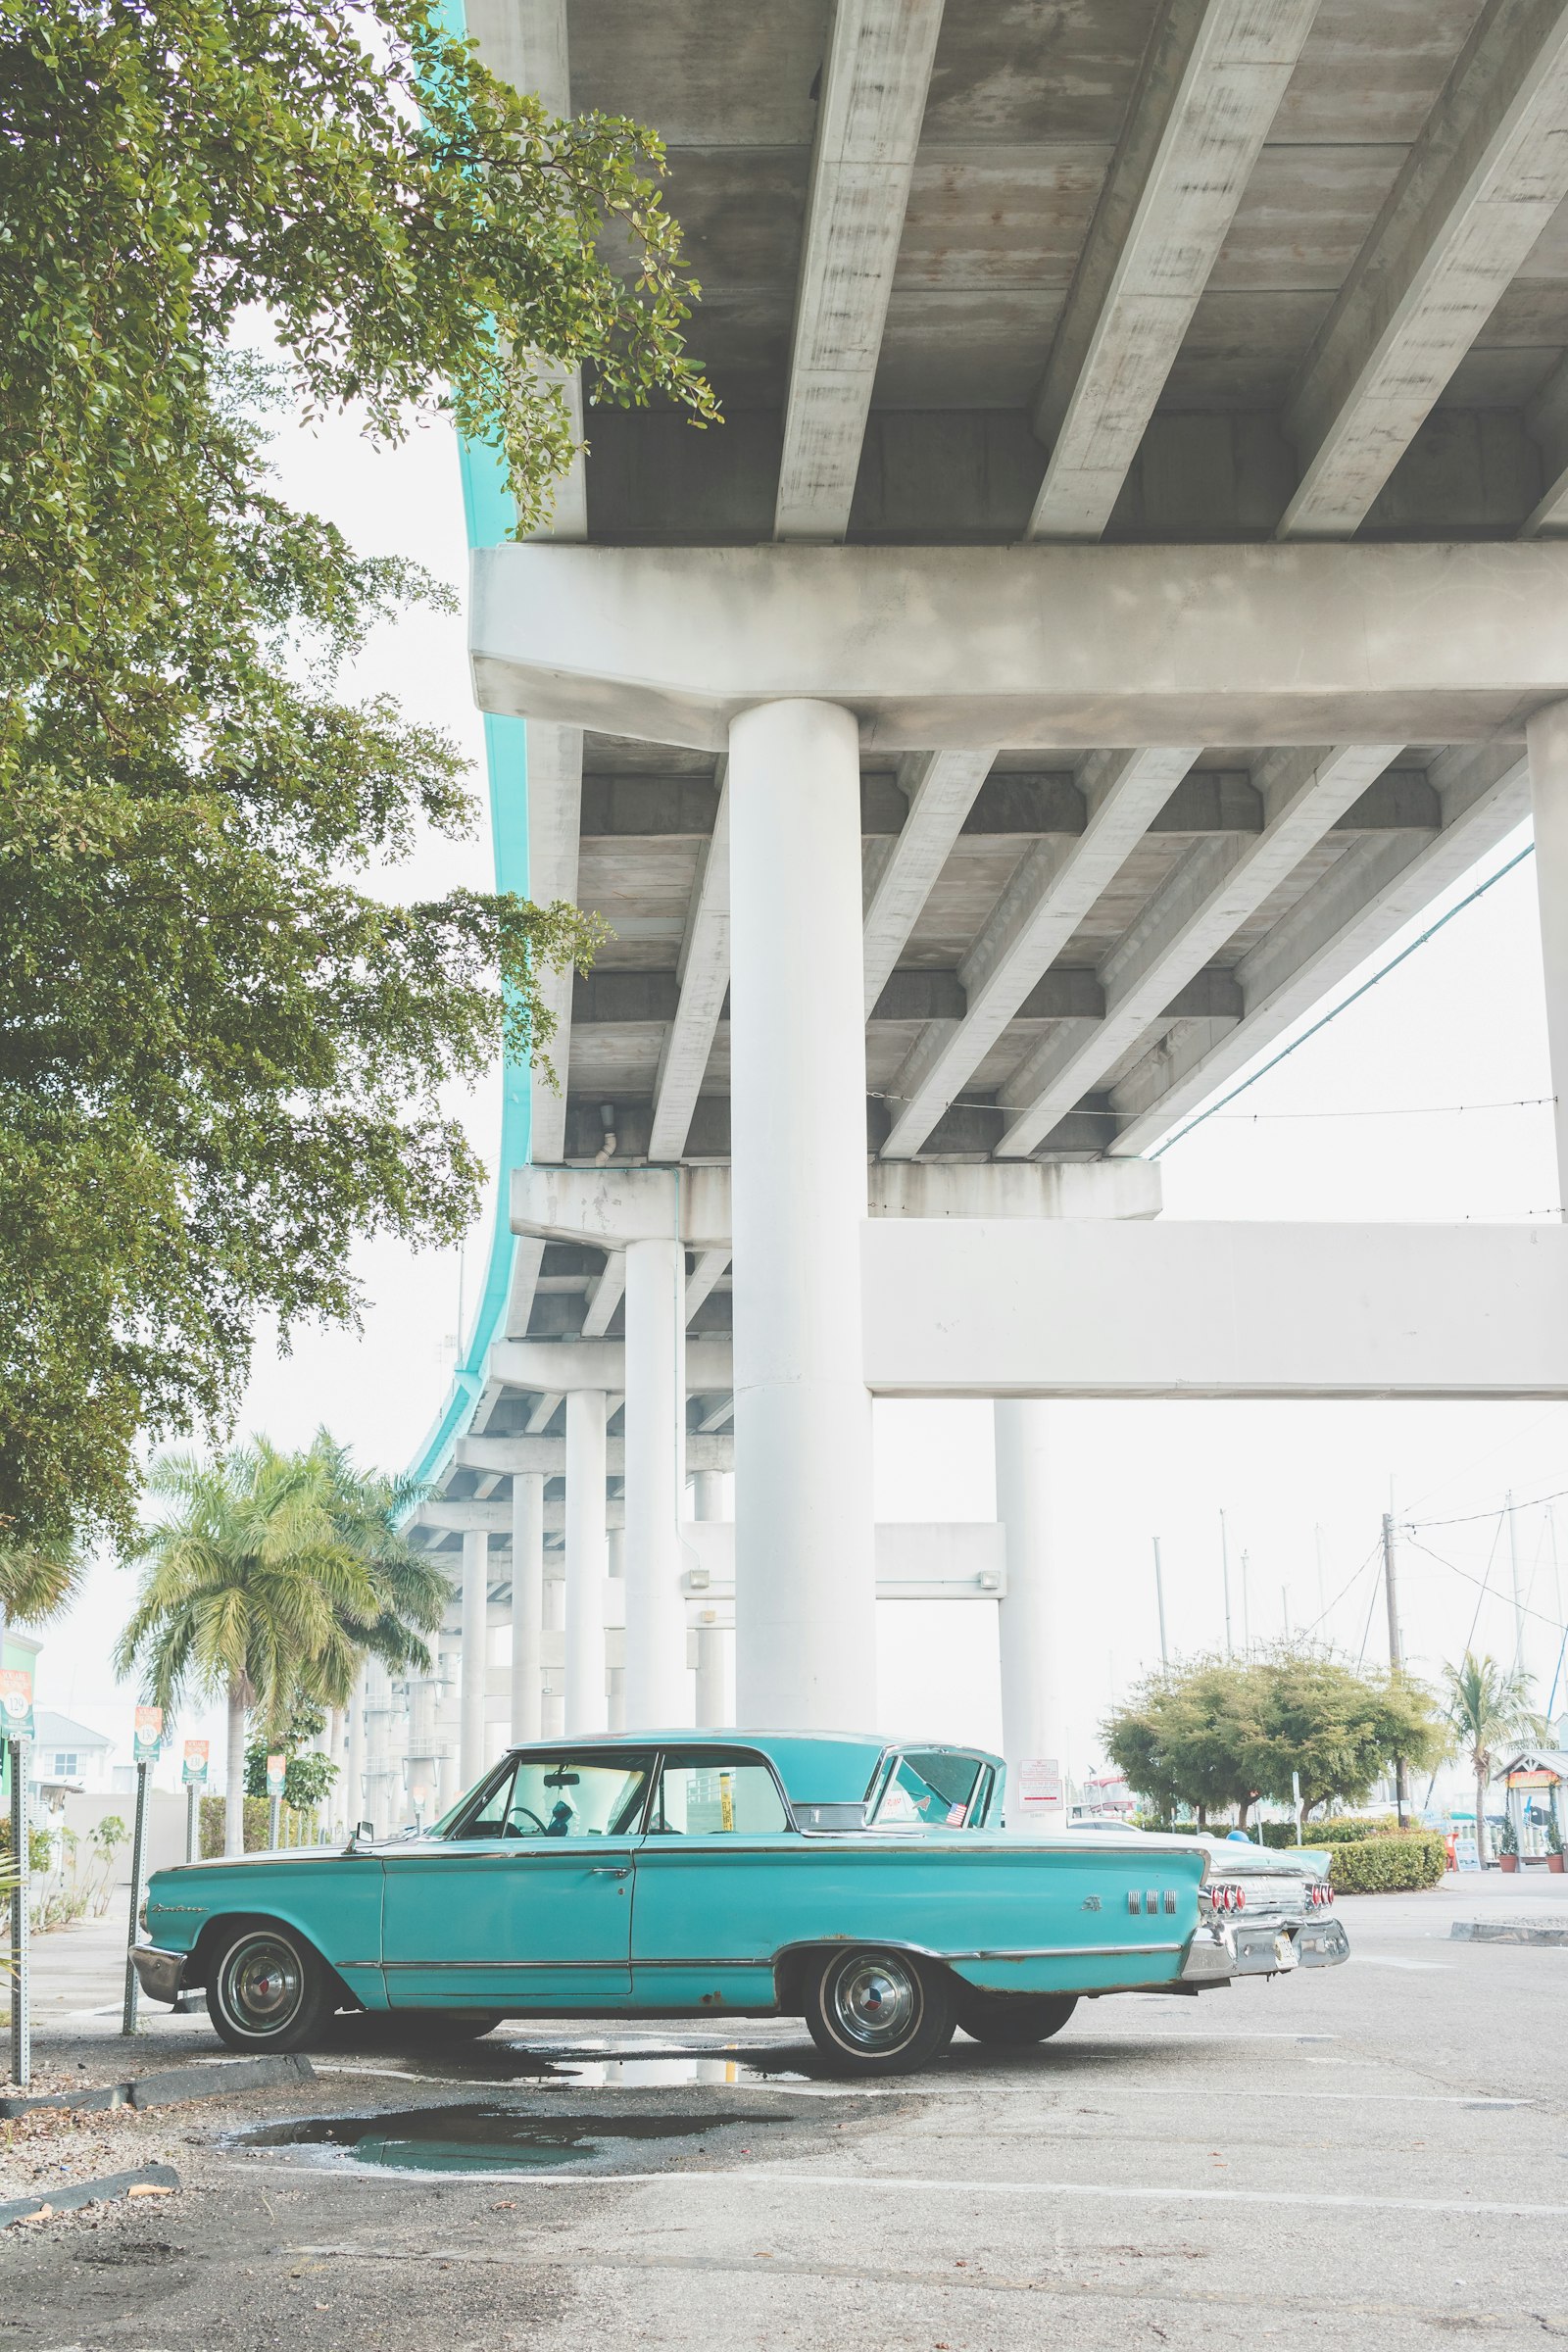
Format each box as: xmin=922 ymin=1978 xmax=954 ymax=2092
xmin=443 ymin=1750 xmax=655 ymax=1840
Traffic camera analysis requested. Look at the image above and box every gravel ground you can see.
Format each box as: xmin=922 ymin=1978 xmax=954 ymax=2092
xmin=4 ymin=1877 xmax=1567 ymax=2349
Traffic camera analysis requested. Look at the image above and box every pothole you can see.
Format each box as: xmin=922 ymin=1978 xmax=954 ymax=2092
xmin=226 ymin=2103 xmax=770 ymax=2176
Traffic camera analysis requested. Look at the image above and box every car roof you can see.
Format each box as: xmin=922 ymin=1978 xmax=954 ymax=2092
xmin=503 ymin=1728 xmax=1004 ymax=1806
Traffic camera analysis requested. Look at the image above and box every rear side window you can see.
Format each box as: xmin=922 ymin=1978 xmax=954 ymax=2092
xmin=872 ymin=1750 xmax=985 ymax=1829
xmin=650 ymin=1750 xmax=791 ymax=1837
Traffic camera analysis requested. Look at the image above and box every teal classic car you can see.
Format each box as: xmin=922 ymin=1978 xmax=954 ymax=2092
xmin=130 ymin=1730 xmax=1347 ymax=2076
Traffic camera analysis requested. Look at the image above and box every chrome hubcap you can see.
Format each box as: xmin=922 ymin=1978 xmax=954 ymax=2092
xmin=225 ymin=1936 xmax=301 ymax=2032
xmin=831 ymin=1955 xmax=917 ymax=2049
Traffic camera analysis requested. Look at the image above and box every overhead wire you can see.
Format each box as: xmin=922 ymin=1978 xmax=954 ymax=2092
xmin=1151 ymin=842 xmax=1538 ymax=1156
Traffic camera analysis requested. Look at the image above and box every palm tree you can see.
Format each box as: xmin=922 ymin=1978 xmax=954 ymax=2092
xmin=0 ymin=1533 xmax=82 ymax=1625
xmin=1441 ymin=1651 xmax=1544 ymax=1866
xmin=115 ymin=1441 xmax=376 ymax=1855
xmin=307 ymin=1433 xmax=450 ymax=1688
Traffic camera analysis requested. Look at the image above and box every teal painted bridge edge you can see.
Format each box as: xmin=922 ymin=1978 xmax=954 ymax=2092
xmin=404 ymin=0 xmax=531 ymax=1499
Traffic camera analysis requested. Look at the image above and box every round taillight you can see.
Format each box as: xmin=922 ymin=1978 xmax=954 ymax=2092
xmin=1232 ymin=1885 xmax=1247 ymax=1912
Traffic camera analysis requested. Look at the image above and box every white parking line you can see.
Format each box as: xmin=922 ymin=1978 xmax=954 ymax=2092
xmin=242 ymin=2165 xmax=1568 ymax=2218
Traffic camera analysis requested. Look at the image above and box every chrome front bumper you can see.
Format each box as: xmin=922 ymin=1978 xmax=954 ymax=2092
xmin=128 ymin=1944 xmax=188 ymax=2005
xmin=1181 ymin=1915 xmax=1348 ymax=1984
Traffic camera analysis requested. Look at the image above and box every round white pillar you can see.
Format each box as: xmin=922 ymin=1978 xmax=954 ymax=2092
xmin=344 ymin=1671 xmax=367 ymax=1833
xmin=691 ymin=1470 xmax=730 ymax=1520
xmin=459 ymin=1528 xmax=489 ymax=1791
xmin=728 ymin=698 xmax=875 ymax=1729
xmin=623 ymin=1236 xmax=690 ymax=1728
xmin=1526 ymin=698 xmax=1568 ymax=1211
xmin=994 ymin=1400 xmax=1068 ymax=1835
xmin=543 ymin=1570 xmax=565 ymax=1738
xmin=564 ymin=1389 xmax=609 ymax=1734
xmin=511 ymin=1471 xmax=545 ymax=1743
xmin=691 ymin=1465 xmax=734 ymax=1729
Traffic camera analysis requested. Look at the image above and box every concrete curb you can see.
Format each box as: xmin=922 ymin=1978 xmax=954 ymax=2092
xmin=1449 ymin=1919 xmax=1568 ymax=1946
xmin=0 ymin=2163 xmax=180 ymax=2229
xmin=0 ymin=2051 xmax=315 ymax=2121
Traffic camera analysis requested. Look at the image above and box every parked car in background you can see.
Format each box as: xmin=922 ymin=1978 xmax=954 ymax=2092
xmin=131 ymin=1730 xmax=1347 ymax=2076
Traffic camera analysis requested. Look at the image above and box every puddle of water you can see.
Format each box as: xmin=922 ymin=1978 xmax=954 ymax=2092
xmin=229 ymin=2104 xmax=767 ymax=2177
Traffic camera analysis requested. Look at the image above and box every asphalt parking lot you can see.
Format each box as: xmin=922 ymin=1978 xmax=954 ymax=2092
xmin=5 ymin=1877 xmax=1567 ymax=2350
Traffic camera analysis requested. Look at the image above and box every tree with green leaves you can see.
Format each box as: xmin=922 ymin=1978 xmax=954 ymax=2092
xmin=1441 ymin=1651 xmax=1544 ymax=1866
xmin=115 ymin=1440 xmax=379 ymax=1854
xmin=1103 ymin=1656 xmax=1272 ymax=1831
xmin=2 ymin=0 xmax=716 ymax=1558
xmin=308 ymin=1432 xmax=449 ymax=1684
xmin=1255 ymin=1646 xmax=1447 ymax=1822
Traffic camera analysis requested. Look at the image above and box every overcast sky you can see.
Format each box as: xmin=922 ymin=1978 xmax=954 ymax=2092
xmin=35 ymin=388 xmax=1568 ymax=1799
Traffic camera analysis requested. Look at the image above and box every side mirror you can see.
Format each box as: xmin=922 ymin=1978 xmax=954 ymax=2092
xmin=352 ymin=1819 xmax=375 ymax=1845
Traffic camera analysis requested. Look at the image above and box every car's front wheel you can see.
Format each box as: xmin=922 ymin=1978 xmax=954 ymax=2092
xmin=802 ymin=1946 xmax=955 ymax=2076
xmin=956 ymin=1990 xmax=1078 ymax=2046
xmin=206 ymin=1922 xmax=335 ymax=2052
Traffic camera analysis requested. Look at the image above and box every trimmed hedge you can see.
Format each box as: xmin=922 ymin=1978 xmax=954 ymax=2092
xmin=1261 ymin=1815 xmax=1405 ymax=1847
xmin=1321 ymin=1832 xmax=1447 ymax=1893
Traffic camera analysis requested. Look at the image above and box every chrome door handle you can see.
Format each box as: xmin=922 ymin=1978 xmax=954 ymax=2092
xmin=589 ymin=1865 xmax=631 ymax=1879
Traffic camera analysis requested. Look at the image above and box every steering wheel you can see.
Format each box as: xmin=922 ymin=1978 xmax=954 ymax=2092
xmin=505 ymin=1805 xmax=548 ymax=1836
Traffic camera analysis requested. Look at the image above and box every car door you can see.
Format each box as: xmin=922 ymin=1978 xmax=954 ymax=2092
xmin=629 ymin=1747 xmax=801 ymax=2010
xmin=380 ymin=1747 xmax=656 ymax=2011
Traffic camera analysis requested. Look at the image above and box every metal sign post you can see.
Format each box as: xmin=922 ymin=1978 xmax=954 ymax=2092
xmin=266 ymin=1752 xmax=286 ymax=1850
xmin=8 ymin=1734 xmax=31 ymax=2089
xmin=122 ymin=1707 xmax=163 ymax=2034
xmin=182 ymin=1740 xmax=208 ymax=1864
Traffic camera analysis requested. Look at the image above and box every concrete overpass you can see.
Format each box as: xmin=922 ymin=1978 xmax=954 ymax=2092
xmin=353 ymin=0 xmax=1568 ymax=1836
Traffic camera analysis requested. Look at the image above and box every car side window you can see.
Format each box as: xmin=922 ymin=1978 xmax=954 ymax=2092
xmin=649 ymin=1750 xmax=791 ymax=1837
xmin=872 ymin=1750 xmax=984 ymax=1829
xmin=447 ymin=1751 xmax=654 ymax=1840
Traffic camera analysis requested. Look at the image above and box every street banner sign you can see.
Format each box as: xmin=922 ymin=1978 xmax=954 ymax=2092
xmin=132 ymin=1706 xmax=164 ymax=1762
xmin=181 ymin=1740 xmax=209 ymax=1786
xmin=266 ymin=1753 xmax=287 ymax=1798
xmin=0 ymin=1668 xmax=33 ymax=1741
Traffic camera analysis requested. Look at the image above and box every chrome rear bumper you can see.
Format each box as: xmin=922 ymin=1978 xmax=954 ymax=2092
xmin=128 ymin=1944 xmax=187 ymax=2005
xmin=1181 ymin=1915 xmax=1348 ymax=1984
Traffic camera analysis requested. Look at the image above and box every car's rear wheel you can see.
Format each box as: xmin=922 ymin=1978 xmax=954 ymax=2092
xmin=206 ymin=1921 xmax=335 ymax=2052
xmin=956 ymin=1991 xmax=1078 ymax=2046
xmin=802 ymin=1946 xmax=955 ymax=2076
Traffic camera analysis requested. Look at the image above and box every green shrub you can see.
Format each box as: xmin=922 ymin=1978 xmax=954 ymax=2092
xmin=1261 ymin=1814 xmax=1405 ymax=1847
xmin=199 ymin=1793 xmax=272 ymax=1859
xmin=1326 ymin=1832 xmax=1446 ymax=1893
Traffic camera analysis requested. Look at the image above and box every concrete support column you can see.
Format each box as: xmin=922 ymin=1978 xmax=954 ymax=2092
xmin=623 ymin=1236 xmax=690 ymax=1728
xmin=564 ymin=1389 xmax=609 ymax=1734
xmin=729 ymin=698 xmax=875 ymax=1727
xmin=543 ymin=1573 xmax=565 ymax=1738
xmin=406 ymin=1677 xmax=439 ymax=1828
xmin=345 ymin=1673 xmax=367 ymax=1833
xmin=1526 ymin=698 xmax=1568 ymax=1212
xmin=364 ymin=1659 xmax=393 ymax=1838
xmin=994 ymin=1400 xmax=1068 ymax=1834
xmin=460 ymin=1529 xmax=488 ymax=1790
xmin=511 ymin=1471 xmax=546 ymax=1743
xmin=691 ymin=1467 xmax=734 ymax=1730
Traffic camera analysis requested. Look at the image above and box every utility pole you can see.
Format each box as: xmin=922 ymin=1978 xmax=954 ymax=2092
xmin=1383 ymin=1511 xmax=1409 ymax=1826
xmin=1152 ymin=1538 xmax=1169 ymax=1666
xmin=1220 ymin=1511 xmax=1233 ymax=1656
xmin=1507 ymin=1490 xmax=1525 ymax=1677
xmin=1314 ymin=1524 xmax=1328 ymax=1630
xmin=1282 ymin=1584 xmax=1291 ymax=1641
xmin=1241 ymin=1549 xmax=1252 ymax=1652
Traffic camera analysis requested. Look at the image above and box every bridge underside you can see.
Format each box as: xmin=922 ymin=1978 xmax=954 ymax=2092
xmin=365 ymin=0 xmax=1568 ymax=1835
